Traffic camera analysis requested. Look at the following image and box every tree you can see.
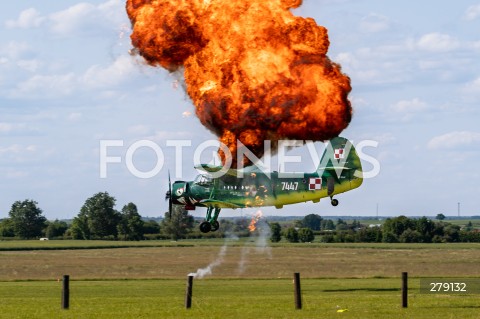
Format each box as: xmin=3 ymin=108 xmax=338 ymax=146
xmin=44 ymin=220 xmax=68 ymax=238
xmin=234 ymin=218 xmax=250 ymax=232
xmin=161 ymin=205 xmax=194 ymax=240
xmin=399 ymin=229 xmax=422 ymax=243
xmin=321 ymin=233 xmax=335 ymax=243
xmin=298 ymin=228 xmax=315 ymax=243
xmin=443 ymin=224 xmax=460 ymax=242
xmin=0 ymin=219 xmax=15 ymax=237
xmin=415 ymin=217 xmax=435 ymax=242
xmin=465 ymin=221 xmax=474 ymax=231
xmin=383 ymin=216 xmax=415 ymax=237
xmin=284 ymin=227 xmax=299 ymax=243
xmin=321 ymin=219 xmax=335 ymax=230
xmin=356 ymin=226 xmax=382 ymax=243
xmin=70 ymin=213 xmax=91 ymax=239
xmin=143 ymin=220 xmax=161 ymax=234
xmin=436 ymin=213 xmax=446 ymax=221
xmin=336 ymin=219 xmax=348 ymax=231
xmin=8 ymin=200 xmax=46 ymax=239
xmin=117 ymin=203 xmax=145 ymax=240
xmin=269 ymin=222 xmax=282 ymax=242
xmin=301 ymin=214 xmax=322 ymax=230
xmin=77 ymin=192 xmax=120 ymax=239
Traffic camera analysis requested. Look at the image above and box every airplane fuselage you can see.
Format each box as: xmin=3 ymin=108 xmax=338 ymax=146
xmin=172 ymin=169 xmax=362 ymax=210
xmin=166 ymin=137 xmax=364 ymax=233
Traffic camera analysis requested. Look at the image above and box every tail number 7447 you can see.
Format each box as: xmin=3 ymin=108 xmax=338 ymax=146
xmin=281 ymin=182 xmax=299 ymax=191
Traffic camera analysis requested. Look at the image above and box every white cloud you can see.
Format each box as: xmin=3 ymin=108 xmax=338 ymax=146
xmin=387 ymin=98 xmax=429 ymax=122
xmin=463 ymin=77 xmax=480 ymax=94
xmin=12 ymin=73 xmax=76 ymax=99
xmin=0 ymin=41 xmax=32 ymax=60
xmin=359 ymin=13 xmax=390 ymax=33
xmin=17 ymin=59 xmax=41 ymax=72
xmin=417 ymin=33 xmax=460 ymax=52
xmin=428 ymin=131 xmax=480 ymax=150
xmin=81 ymin=55 xmax=137 ymax=88
xmin=128 ymin=125 xmax=153 ymax=135
xmin=5 ymin=169 xmax=29 ymax=179
xmin=0 ymin=123 xmax=29 ymax=134
xmin=49 ymin=3 xmax=96 ymax=35
xmin=147 ymin=130 xmax=192 ymax=143
xmin=0 ymin=123 xmax=15 ymax=133
xmin=357 ymin=132 xmax=397 ymax=145
xmin=0 ymin=144 xmax=37 ymax=155
xmin=5 ymin=8 xmax=45 ymax=29
xmin=4 ymin=1 xmax=125 ymax=36
xmin=391 ymin=98 xmax=428 ymax=113
xmin=464 ymin=4 xmax=480 ymax=21
xmin=68 ymin=112 xmax=83 ymax=121
xmin=7 ymin=54 xmax=141 ymax=99
xmin=49 ymin=0 xmax=126 ymax=36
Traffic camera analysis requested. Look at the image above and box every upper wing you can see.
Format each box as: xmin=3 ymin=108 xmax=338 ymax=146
xmin=195 ymin=164 xmax=240 ymax=177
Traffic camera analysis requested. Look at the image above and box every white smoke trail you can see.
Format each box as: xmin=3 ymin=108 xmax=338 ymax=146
xmin=188 ymin=233 xmax=239 ymax=279
xmin=237 ymin=213 xmax=272 ymax=275
xmin=237 ymin=246 xmax=250 ymax=275
xmin=255 ymin=219 xmax=272 ymax=258
xmin=188 ymin=244 xmax=228 ymax=279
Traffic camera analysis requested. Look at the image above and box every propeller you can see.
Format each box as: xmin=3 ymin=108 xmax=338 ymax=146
xmin=165 ymin=171 xmax=173 ymax=219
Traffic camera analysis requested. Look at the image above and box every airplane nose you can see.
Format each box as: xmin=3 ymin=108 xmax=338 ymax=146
xmin=172 ymin=181 xmax=188 ymax=204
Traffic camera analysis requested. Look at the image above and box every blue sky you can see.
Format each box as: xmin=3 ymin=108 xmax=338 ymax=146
xmin=1 ymin=0 xmax=480 ymax=220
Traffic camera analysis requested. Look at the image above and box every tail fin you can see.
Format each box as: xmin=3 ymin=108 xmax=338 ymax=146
xmin=318 ymin=137 xmax=363 ymax=179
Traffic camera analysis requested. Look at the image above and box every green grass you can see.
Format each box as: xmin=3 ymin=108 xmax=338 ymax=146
xmin=2 ymin=239 xmax=480 ymax=251
xmin=0 ymin=239 xmax=195 ymax=251
xmin=0 ymin=278 xmax=479 ymax=319
xmin=1 ymin=240 xmax=480 ymax=318
xmin=2 ymin=241 xmax=480 ymax=281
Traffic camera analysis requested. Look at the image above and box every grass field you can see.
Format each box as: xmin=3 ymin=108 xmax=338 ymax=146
xmin=1 ymin=240 xmax=479 ymax=318
xmin=1 ymin=278 xmax=479 ymax=319
xmin=1 ymin=240 xmax=480 ymax=280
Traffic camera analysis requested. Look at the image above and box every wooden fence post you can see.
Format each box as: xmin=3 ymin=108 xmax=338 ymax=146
xmin=185 ymin=275 xmax=194 ymax=309
xmin=402 ymin=272 xmax=408 ymax=308
xmin=61 ymin=275 xmax=69 ymax=310
xmin=293 ymin=272 xmax=302 ymax=310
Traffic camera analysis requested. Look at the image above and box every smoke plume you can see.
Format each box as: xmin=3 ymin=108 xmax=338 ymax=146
xmin=188 ymin=244 xmax=228 ymax=279
xmin=127 ymin=0 xmax=352 ymax=167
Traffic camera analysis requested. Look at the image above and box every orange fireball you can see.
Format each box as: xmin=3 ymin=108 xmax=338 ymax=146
xmin=248 ymin=211 xmax=263 ymax=232
xmin=127 ymin=0 xmax=352 ymax=167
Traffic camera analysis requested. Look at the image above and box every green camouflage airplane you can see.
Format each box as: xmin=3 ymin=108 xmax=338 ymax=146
xmin=165 ymin=137 xmax=363 ymax=233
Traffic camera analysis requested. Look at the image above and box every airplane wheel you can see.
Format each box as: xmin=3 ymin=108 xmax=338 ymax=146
xmin=199 ymin=221 xmax=212 ymax=233
xmin=211 ymin=221 xmax=220 ymax=232
xmin=331 ymin=199 xmax=339 ymax=207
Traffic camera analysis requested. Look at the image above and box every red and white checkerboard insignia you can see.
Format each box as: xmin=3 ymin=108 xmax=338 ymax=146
xmin=334 ymin=148 xmax=345 ymax=160
xmin=309 ymin=178 xmax=322 ymax=190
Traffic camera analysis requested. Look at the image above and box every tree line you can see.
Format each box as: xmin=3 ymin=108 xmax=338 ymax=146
xmin=0 ymin=193 xmax=192 ymax=240
xmin=0 ymin=192 xmax=254 ymax=240
xmin=267 ymin=214 xmax=480 ymax=243
xmin=2 ymin=196 xmax=479 ymax=243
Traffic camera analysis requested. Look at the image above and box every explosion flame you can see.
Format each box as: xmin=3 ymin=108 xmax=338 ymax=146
xmin=248 ymin=211 xmax=263 ymax=232
xmin=127 ymin=0 xmax=352 ymax=167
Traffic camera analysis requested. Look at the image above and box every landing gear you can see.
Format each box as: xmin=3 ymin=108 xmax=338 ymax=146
xmin=199 ymin=221 xmax=212 ymax=233
xmin=199 ymin=207 xmax=221 ymax=233
xmin=331 ymin=198 xmax=339 ymax=207
xmin=211 ymin=221 xmax=220 ymax=232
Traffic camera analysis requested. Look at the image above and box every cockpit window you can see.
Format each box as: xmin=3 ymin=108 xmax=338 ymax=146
xmin=194 ymin=174 xmax=213 ymax=186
